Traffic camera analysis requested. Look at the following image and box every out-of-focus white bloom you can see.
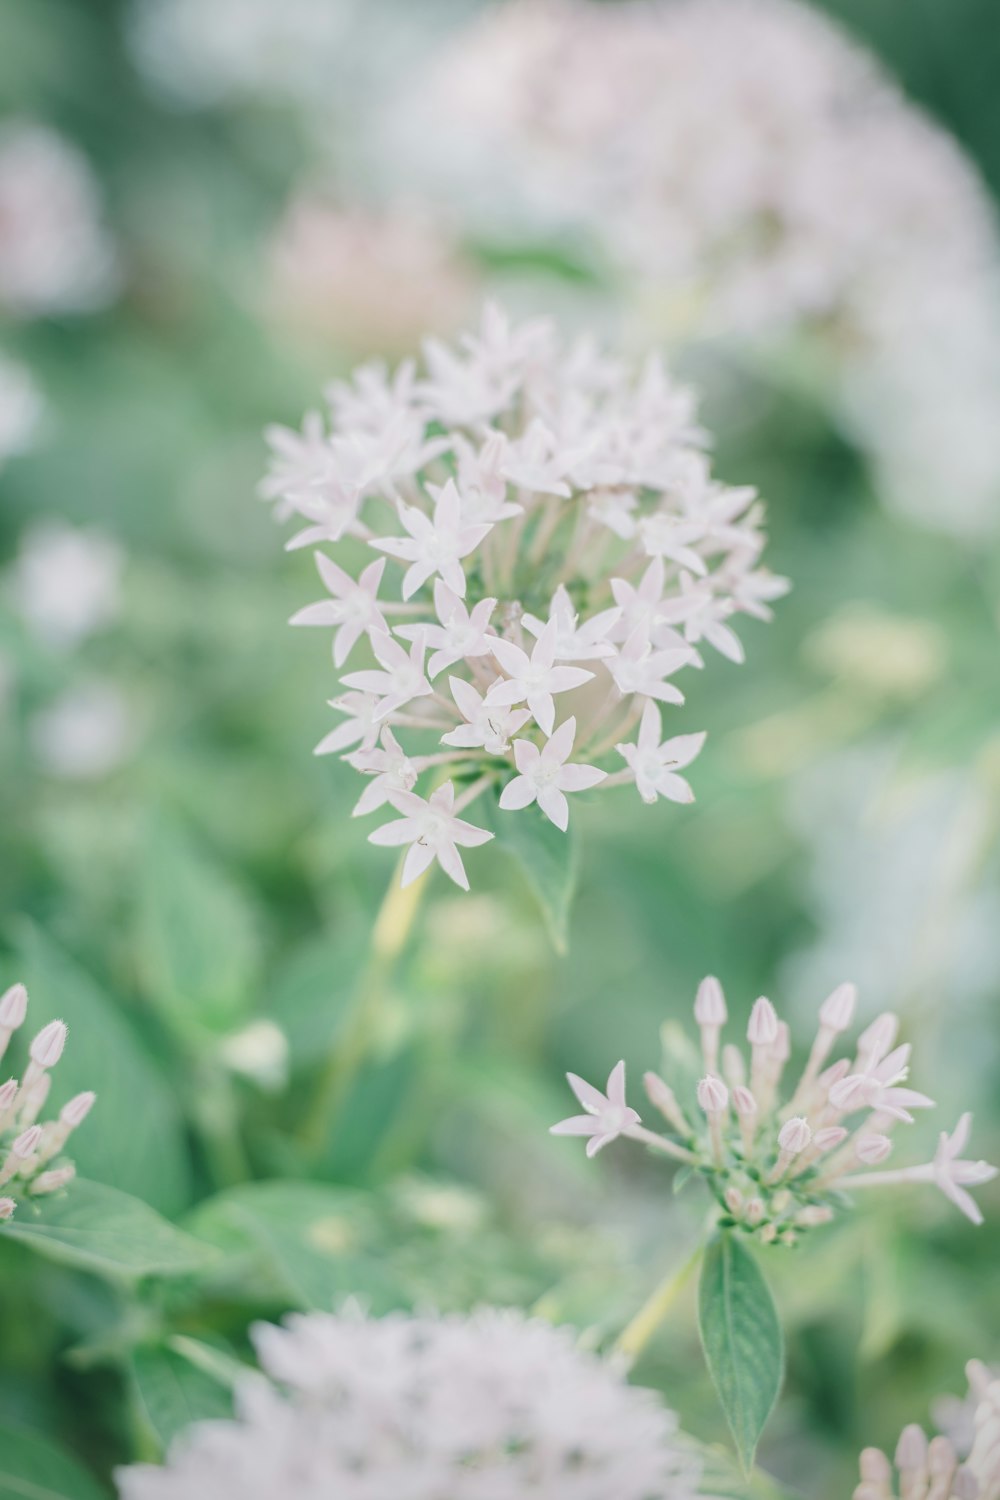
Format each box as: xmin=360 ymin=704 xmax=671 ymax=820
xmin=10 ymin=521 xmax=124 ymax=649
xmin=398 ymin=0 xmax=1000 ymax=536
xmin=265 ymin=305 xmax=783 ymax=890
xmin=856 ymin=1362 xmax=1000 ymax=1500
xmin=267 ymin=197 xmax=476 ymax=355
xmin=219 ymin=1020 xmax=290 ymax=1092
xmin=117 ymin=1305 xmax=701 ymax=1499
xmin=0 ymin=983 xmax=94 ymax=1219
xmin=552 ymin=977 xmax=996 ymax=1244
xmin=0 ymin=122 xmax=117 ymax=317
xmin=0 ymin=355 xmax=43 ymax=468
xmin=30 ymin=680 xmax=135 ymax=780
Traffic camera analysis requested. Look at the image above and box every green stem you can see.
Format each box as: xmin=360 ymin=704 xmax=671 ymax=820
xmin=614 ymin=1242 xmax=705 ymax=1361
xmin=299 ymin=861 xmax=430 ymax=1154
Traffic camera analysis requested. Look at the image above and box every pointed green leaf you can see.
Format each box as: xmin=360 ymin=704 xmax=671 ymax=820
xmin=479 ymin=790 xmax=578 ymax=952
xmin=698 ymin=1231 xmax=784 ymax=1474
xmin=2 ymin=1179 xmax=217 ymax=1280
xmin=0 ymin=1423 xmax=107 ymax=1500
xmin=130 ymin=1343 xmax=235 ymax=1450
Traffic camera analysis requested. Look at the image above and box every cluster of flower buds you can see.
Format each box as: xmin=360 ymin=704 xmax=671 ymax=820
xmin=551 ymin=978 xmax=997 ymax=1245
xmin=0 ymin=982 xmax=95 ymax=1220
xmin=856 ymin=1360 xmax=1000 ymax=1500
xmin=262 ymin=304 xmax=786 ymax=890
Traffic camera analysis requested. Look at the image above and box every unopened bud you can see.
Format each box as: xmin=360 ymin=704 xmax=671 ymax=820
xmin=12 ymin=1125 xmax=41 ymax=1159
xmin=771 ymin=1188 xmax=791 ymax=1214
xmin=31 ymin=1165 xmax=75 ymax=1196
xmin=731 ymin=1085 xmax=757 ymax=1117
xmin=818 ymin=1058 xmax=850 ymax=1090
xmin=0 ymin=1079 xmax=18 ymax=1115
xmin=895 ymin=1425 xmax=928 ymax=1473
xmin=813 ymin=1126 xmax=849 ymax=1153
xmin=797 ymin=1205 xmax=834 ymax=1227
xmin=29 ymin=1020 xmax=67 ymax=1070
xmin=0 ymin=1197 xmax=15 ymax=1220
xmin=857 ymin=1011 xmax=899 ymax=1066
xmin=778 ymin=1116 xmax=812 ymax=1155
xmin=697 ymin=1074 xmax=728 ymax=1114
xmin=60 ymin=1092 xmax=96 ymax=1128
xmin=642 ymin=1072 xmax=688 ymax=1134
xmin=859 ymin=1448 xmax=893 ymax=1484
xmin=694 ymin=976 xmax=727 ymax=1026
xmin=829 ymin=1073 xmax=872 ymax=1112
xmin=745 ymin=1197 xmax=765 ymax=1224
xmin=819 ymin=981 xmax=857 ymax=1032
xmin=928 ymin=1436 xmax=958 ymax=1478
xmin=855 ymin=1133 xmax=892 ymax=1166
xmin=0 ymin=984 xmax=27 ymax=1029
xmin=724 ymin=1186 xmax=743 ymax=1215
xmin=759 ymin=1223 xmax=777 ymax=1244
xmin=747 ymin=997 xmax=778 ymax=1046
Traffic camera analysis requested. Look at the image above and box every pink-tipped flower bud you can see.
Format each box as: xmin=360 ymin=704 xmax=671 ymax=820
xmin=731 ymin=1085 xmax=758 ymax=1117
xmin=12 ymin=1125 xmax=42 ymax=1159
xmin=778 ymin=1116 xmax=812 ymax=1155
xmin=697 ymin=1074 xmax=729 ymax=1114
xmin=797 ymin=1205 xmax=834 ymax=1227
xmin=819 ymin=981 xmax=857 ymax=1032
xmin=895 ymin=1424 xmax=929 ymax=1472
xmin=813 ymin=1126 xmax=849 ymax=1153
xmin=818 ymin=1058 xmax=851 ymax=1090
xmin=855 ymin=1133 xmax=893 ymax=1166
xmin=0 ymin=1197 xmax=15 ymax=1220
xmin=859 ymin=1448 xmax=893 ymax=1484
xmin=29 ymin=1020 xmax=67 ymax=1070
xmin=0 ymin=1079 xmax=18 ymax=1113
xmin=694 ymin=976 xmax=727 ymax=1026
xmin=858 ymin=1011 xmax=899 ymax=1064
xmin=829 ymin=1073 xmax=873 ymax=1112
xmin=60 ymin=1092 xmax=96 ymax=1128
xmin=747 ymin=996 xmax=778 ymax=1046
xmin=928 ymin=1436 xmax=958 ymax=1478
xmin=724 ymin=1186 xmax=744 ymax=1215
xmin=30 ymin=1165 xmax=75 ymax=1195
xmin=0 ymin=984 xmax=27 ymax=1029
xmin=745 ymin=1196 xmax=765 ymax=1225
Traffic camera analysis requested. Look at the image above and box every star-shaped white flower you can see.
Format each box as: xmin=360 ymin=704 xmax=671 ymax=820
xmin=658 ymin=571 xmax=746 ymax=664
xmin=396 ymin=581 xmax=496 ymax=679
xmin=346 ymin=726 xmax=418 ymax=817
xmin=609 ymin=624 xmax=693 ymax=704
xmin=498 ymin=716 xmax=606 ymax=831
xmin=368 ymin=782 xmax=494 ymax=890
xmin=522 ymin=584 xmax=621 ymax=661
xmin=260 ymin=412 xmax=331 ymax=520
xmin=441 ymin=677 xmax=531 ymax=755
xmin=549 ymin=1061 xmax=640 ymax=1158
xmin=609 ymin=558 xmax=688 ymax=651
xmin=485 ymin=621 xmax=594 ymax=736
xmin=453 ymin=431 xmax=524 ymax=525
xmin=341 ymin=634 xmax=432 ymax=722
xmin=500 ymin=418 xmax=572 ymax=497
xmin=314 ymin=692 xmax=380 ymax=756
xmin=637 ymin=510 xmax=708 ymax=574
xmin=290 ymin=555 xmax=388 ymax=668
xmin=371 ymin=478 xmax=492 ymax=600
xmin=616 ymin=701 xmax=706 ymax=805
xmin=930 ymin=1114 xmax=998 ymax=1226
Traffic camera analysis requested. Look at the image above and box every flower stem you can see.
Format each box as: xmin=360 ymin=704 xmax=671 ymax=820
xmin=613 ymin=1242 xmax=704 ymax=1361
xmin=298 ymin=860 xmax=430 ymax=1154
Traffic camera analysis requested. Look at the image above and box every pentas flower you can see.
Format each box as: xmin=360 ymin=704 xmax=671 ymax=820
xmin=856 ymin=1361 xmax=1000 ymax=1500
xmin=551 ymin=977 xmax=996 ymax=1246
xmin=264 ymin=305 xmax=785 ymax=889
xmin=117 ymin=1306 xmax=701 ymax=1499
xmin=0 ymin=983 xmax=95 ymax=1221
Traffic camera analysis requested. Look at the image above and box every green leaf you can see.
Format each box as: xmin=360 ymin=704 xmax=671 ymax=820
xmin=16 ymin=928 xmax=191 ymax=1213
xmin=478 ymin=790 xmax=578 ymax=952
xmin=698 ymin=1231 xmax=784 ymax=1474
xmin=137 ymin=814 xmax=261 ymax=1035
xmin=0 ymin=1422 xmax=108 ymax=1500
xmin=130 ymin=1343 xmax=235 ymax=1451
xmin=1 ymin=1179 xmax=217 ymax=1280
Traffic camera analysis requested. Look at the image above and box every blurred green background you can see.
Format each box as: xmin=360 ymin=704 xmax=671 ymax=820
xmin=0 ymin=0 xmax=998 ymax=1495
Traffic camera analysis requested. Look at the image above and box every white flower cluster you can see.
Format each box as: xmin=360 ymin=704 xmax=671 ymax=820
xmin=552 ymin=978 xmax=997 ymax=1243
xmin=0 ymin=121 xmax=118 ymax=318
xmin=117 ymin=1306 xmax=700 ymax=1499
xmin=0 ymin=983 xmax=95 ymax=1220
xmin=263 ymin=305 xmax=785 ymax=890
xmin=857 ymin=1361 xmax=1000 ymax=1500
xmin=399 ymin=0 xmax=1000 ymax=536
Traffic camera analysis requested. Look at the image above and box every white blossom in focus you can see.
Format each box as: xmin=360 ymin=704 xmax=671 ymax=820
xmin=264 ymin=304 xmax=784 ymax=890
xmin=117 ymin=1305 xmax=700 ymax=1499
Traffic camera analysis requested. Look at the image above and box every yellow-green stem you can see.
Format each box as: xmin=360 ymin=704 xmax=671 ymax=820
xmin=614 ymin=1242 xmax=704 ymax=1361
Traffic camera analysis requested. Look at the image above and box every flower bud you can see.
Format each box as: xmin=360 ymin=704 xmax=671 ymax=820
xmin=29 ymin=1020 xmax=67 ymax=1070
xmin=829 ymin=1073 xmax=872 ymax=1112
xmin=30 ymin=1165 xmax=75 ymax=1196
xmin=11 ymin=1125 xmax=41 ymax=1159
xmin=0 ymin=1079 xmax=18 ymax=1114
xmin=0 ymin=1197 xmax=15 ymax=1220
xmin=796 ymin=1205 xmax=834 ymax=1227
xmin=694 ymin=976 xmax=727 ymax=1026
xmin=857 ymin=1011 xmax=899 ymax=1065
xmin=927 ymin=1436 xmax=958 ymax=1478
xmin=818 ymin=1058 xmax=850 ymax=1090
xmin=819 ymin=981 xmax=857 ymax=1032
xmin=724 ymin=1186 xmax=743 ymax=1215
xmin=777 ymin=1116 xmax=812 ymax=1155
xmin=813 ymin=1126 xmax=849 ymax=1153
xmin=697 ymin=1074 xmax=728 ymax=1114
xmin=745 ymin=1196 xmax=765 ymax=1224
xmin=747 ymin=997 xmax=778 ymax=1046
xmin=731 ymin=1085 xmax=757 ymax=1117
xmin=60 ymin=1092 xmax=96 ymax=1128
xmin=895 ymin=1424 xmax=928 ymax=1472
xmin=859 ymin=1448 xmax=892 ymax=1484
xmin=855 ymin=1133 xmax=893 ymax=1165
xmin=771 ymin=1189 xmax=791 ymax=1214
xmin=759 ymin=1223 xmax=777 ymax=1244
xmin=0 ymin=984 xmax=27 ymax=1029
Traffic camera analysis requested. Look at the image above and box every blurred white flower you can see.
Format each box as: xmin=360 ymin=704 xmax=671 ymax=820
xmin=31 ymin=680 xmax=134 ymax=780
xmin=553 ymin=976 xmax=997 ymax=1242
xmin=0 ymin=983 xmax=95 ymax=1220
xmin=117 ymin=1305 xmax=700 ymax=1499
xmin=858 ymin=1362 xmax=1000 ymax=1499
xmin=0 ymin=354 xmax=44 ymax=468
xmin=10 ymin=521 xmax=124 ymax=649
xmin=395 ymin=0 xmax=1000 ymax=536
xmin=0 ymin=122 xmax=118 ymax=317
xmin=219 ymin=1021 xmax=290 ymax=1092
xmin=265 ymin=305 xmax=784 ymax=889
